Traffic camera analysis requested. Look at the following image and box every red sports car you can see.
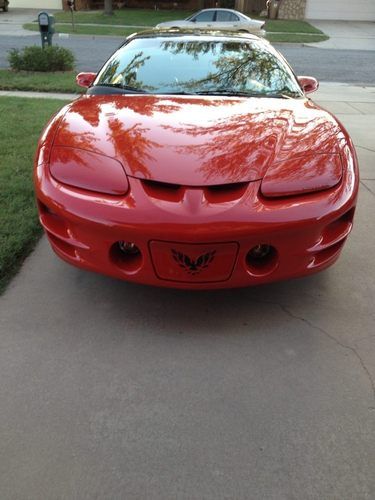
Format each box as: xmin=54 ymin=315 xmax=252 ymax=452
xmin=34 ymin=30 xmax=358 ymax=289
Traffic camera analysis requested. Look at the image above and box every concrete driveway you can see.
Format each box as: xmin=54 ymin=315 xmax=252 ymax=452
xmin=0 ymin=83 xmax=374 ymax=499
xmin=0 ymin=8 xmax=44 ymax=36
xmin=307 ymin=20 xmax=375 ymax=50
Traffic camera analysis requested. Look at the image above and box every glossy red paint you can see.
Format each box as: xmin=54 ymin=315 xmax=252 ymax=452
xmin=53 ymin=95 xmax=343 ymax=186
xmin=34 ymin=93 xmax=359 ymax=289
xmin=50 ymin=146 xmax=129 ymax=195
xmin=261 ymin=153 xmax=342 ymax=197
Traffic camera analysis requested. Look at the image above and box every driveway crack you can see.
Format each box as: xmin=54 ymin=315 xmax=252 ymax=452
xmin=279 ymin=304 xmax=375 ymax=404
xmin=360 ymin=180 xmax=375 ymax=197
xmin=252 ymin=298 xmax=375 ymax=405
xmin=357 ymin=145 xmax=375 ymax=154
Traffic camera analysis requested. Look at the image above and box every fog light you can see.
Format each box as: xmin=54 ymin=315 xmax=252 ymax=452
xmin=111 ymin=241 xmax=143 ymax=274
xmin=248 ymin=244 xmax=271 ymax=260
xmin=118 ymin=241 xmax=140 ymax=255
xmin=246 ymin=244 xmax=278 ymax=276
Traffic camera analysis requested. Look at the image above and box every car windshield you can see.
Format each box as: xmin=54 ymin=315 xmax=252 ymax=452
xmin=95 ymin=37 xmax=303 ymax=97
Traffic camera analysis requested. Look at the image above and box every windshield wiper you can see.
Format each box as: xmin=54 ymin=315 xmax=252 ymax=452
xmin=157 ymin=91 xmax=198 ymax=95
xmin=156 ymin=90 xmax=262 ymax=97
xmin=94 ymin=83 xmax=149 ymax=93
xmin=194 ymin=89 xmax=300 ymax=98
xmin=261 ymin=92 xmax=301 ymax=99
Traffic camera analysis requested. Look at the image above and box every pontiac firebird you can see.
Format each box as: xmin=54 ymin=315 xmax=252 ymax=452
xmin=34 ymin=30 xmax=359 ymax=289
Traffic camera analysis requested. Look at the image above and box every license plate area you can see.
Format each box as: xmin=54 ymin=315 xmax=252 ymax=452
xmin=149 ymin=241 xmax=239 ymax=283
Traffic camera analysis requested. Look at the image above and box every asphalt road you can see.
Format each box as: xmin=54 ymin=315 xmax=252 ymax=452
xmin=0 ymin=33 xmax=375 ymax=84
xmin=0 ymin=84 xmax=375 ymax=498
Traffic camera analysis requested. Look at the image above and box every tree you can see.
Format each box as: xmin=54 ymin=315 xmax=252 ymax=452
xmin=104 ymin=0 xmax=113 ymax=16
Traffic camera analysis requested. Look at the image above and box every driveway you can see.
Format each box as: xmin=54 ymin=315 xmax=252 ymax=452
xmin=307 ymin=20 xmax=375 ymax=50
xmin=0 ymin=8 xmax=43 ymax=36
xmin=0 ymin=83 xmax=374 ymax=499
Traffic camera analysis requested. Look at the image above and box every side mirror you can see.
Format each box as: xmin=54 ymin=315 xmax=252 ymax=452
xmin=297 ymin=76 xmax=319 ymax=94
xmin=76 ymin=72 xmax=96 ymax=88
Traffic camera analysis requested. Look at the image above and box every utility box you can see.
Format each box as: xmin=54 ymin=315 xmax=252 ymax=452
xmin=38 ymin=12 xmax=55 ymax=48
xmin=268 ymin=0 xmax=281 ymax=19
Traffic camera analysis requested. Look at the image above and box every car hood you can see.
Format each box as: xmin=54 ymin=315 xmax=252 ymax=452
xmin=54 ymin=94 xmax=342 ymax=186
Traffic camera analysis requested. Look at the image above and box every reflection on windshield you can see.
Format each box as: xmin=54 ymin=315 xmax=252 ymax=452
xmin=96 ymin=38 xmax=302 ymax=96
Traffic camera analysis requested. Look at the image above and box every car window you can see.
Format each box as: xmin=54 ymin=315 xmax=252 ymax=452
xmin=216 ymin=11 xmax=240 ymax=22
xmin=96 ymin=37 xmax=303 ymax=97
xmin=192 ymin=11 xmax=215 ymax=22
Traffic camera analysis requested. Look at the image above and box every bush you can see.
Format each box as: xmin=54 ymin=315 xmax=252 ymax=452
xmin=8 ymin=46 xmax=75 ymax=72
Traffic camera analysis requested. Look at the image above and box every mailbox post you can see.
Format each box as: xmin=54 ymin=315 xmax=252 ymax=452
xmin=67 ymin=0 xmax=75 ymax=32
xmin=38 ymin=12 xmax=55 ymax=48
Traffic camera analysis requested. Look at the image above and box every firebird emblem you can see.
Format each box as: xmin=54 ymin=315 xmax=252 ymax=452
xmin=171 ymin=249 xmax=216 ymax=275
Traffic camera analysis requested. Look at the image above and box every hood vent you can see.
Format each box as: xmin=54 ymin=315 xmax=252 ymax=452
xmin=142 ymin=179 xmax=249 ymax=203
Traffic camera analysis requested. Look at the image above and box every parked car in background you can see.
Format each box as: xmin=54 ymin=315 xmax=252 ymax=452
xmin=156 ymin=9 xmax=265 ymax=35
xmin=0 ymin=0 xmax=9 ymax=12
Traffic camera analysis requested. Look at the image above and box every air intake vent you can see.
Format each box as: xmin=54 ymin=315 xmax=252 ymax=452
xmin=142 ymin=180 xmax=248 ymax=203
xmin=142 ymin=180 xmax=183 ymax=201
xmin=205 ymin=182 xmax=248 ymax=202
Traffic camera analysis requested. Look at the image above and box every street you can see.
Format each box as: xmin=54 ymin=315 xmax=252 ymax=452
xmin=0 ymin=33 xmax=375 ymax=83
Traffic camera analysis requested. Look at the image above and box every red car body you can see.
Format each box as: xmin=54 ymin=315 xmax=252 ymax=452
xmin=34 ymin=33 xmax=358 ymax=289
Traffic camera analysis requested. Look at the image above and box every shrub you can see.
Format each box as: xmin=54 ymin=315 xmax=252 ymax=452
xmin=8 ymin=46 xmax=75 ymax=72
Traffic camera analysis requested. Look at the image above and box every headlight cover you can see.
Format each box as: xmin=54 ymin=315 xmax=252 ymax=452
xmin=261 ymin=153 xmax=342 ymax=198
xmin=49 ymin=146 xmax=129 ymax=195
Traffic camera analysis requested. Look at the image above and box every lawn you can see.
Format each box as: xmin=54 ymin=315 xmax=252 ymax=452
xmin=53 ymin=8 xmax=194 ymax=26
xmin=0 ymin=97 xmax=68 ymax=294
xmin=23 ymin=23 xmax=138 ymax=37
xmin=0 ymin=70 xmax=81 ymax=93
xmin=51 ymin=10 xmax=324 ymax=34
xmin=265 ymin=19 xmax=328 ymax=42
xmin=266 ymin=32 xmax=328 ymax=43
xmin=24 ymin=9 xmax=328 ymax=43
xmin=265 ymin=19 xmax=323 ymax=34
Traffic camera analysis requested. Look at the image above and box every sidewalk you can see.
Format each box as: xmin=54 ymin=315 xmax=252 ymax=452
xmin=0 ymin=89 xmax=77 ymax=100
xmin=306 ymin=20 xmax=375 ymax=50
xmin=2 ymin=80 xmax=375 ymax=103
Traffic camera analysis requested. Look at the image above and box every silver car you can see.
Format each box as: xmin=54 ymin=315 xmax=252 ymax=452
xmin=156 ymin=8 xmax=265 ymax=35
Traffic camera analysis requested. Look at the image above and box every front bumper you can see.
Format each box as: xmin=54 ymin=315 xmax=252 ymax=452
xmin=35 ymin=165 xmax=357 ymax=289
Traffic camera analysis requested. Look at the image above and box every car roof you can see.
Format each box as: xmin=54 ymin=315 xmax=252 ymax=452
xmin=194 ymin=8 xmax=243 ymax=13
xmin=191 ymin=8 xmax=248 ymax=18
xmin=127 ymin=28 xmax=262 ymax=43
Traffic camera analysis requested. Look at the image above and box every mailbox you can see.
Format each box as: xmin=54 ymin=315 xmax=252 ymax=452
xmin=38 ymin=11 xmax=55 ymax=48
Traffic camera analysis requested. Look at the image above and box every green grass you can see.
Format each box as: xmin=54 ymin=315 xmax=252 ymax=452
xmin=266 ymin=33 xmax=328 ymax=43
xmin=0 ymin=97 xmax=69 ymax=294
xmin=264 ymin=19 xmax=324 ymax=34
xmin=53 ymin=8 xmax=194 ymax=26
xmin=23 ymin=23 xmax=137 ymax=37
xmin=264 ymin=19 xmax=328 ymax=42
xmin=0 ymin=69 xmax=81 ymax=93
xmin=24 ymin=10 xmax=327 ymax=43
